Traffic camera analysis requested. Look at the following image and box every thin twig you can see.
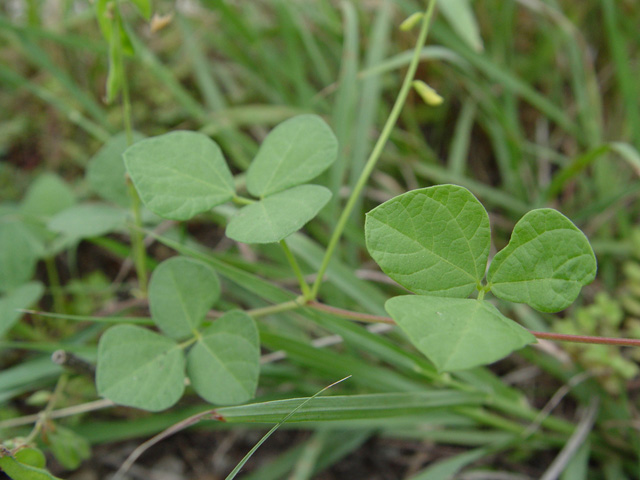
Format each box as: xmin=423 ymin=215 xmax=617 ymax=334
xmin=540 ymin=397 xmax=600 ymax=480
xmin=307 ymin=301 xmax=395 ymax=324
xmin=112 ymin=410 xmax=225 ymax=480
xmin=0 ymin=399 xmax=115 ymax=430
xmin=530 ymin=330 xmax=640 ymax=347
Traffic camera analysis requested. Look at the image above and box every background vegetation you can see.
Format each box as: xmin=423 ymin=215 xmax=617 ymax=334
xmin=1 ymin=0 xmax=640 ymax=478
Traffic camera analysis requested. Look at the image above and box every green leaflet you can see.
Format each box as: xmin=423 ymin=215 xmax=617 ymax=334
xmin=0 ymin=458 xmax=62 ymax=480
xmin=246 ymin=114 xmax=338 ymax=198
xmin=487 ymin=209 xmax=597 ymax=312
xmin=0 ymin=282 xmax=44 ymax=338
xmin=0 ymin=220 xmax=44 ymax=292
xmin=124 ymin=131 xmax=235 ymax=220
xmin=13 ymin=449 xmax=46 ymax=469
xmin=386 ymin=296 xmax=535 ymax=372
xmin=226 ymin=185 xmax=332 ymax=244
xmin=86 ymin=131 xmax=145 ymax=207
xmin=47 ymin=204 xmax=128 ymax=239
xmin=96 ymin=325 xmax=185 ymax=411
xmin=365 ymin=185 xmax=490 ymax=298
xmin=20 ymin=173 xmax=76 ymax=218
xmin=47 ymin=427 xmax=91 ymax=470
xmin=365 ymin=185 xmax=596 ymax=371
xmin=149 ymin=257 xmax=221 ymax=339
xmin=187 ymin=311 xmax=260 ymax=405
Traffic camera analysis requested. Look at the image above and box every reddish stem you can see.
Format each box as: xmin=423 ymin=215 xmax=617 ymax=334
xmin=308 ymin=301 xmax=640 ymax=348
xmin=530 ymin=331 xmax=640 ymax=347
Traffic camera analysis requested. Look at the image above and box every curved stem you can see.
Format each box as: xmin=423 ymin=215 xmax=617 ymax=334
xmin=309 ymin=0 xmax=438 ymax=300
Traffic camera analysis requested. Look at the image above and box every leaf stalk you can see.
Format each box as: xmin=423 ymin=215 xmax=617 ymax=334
xmin=309 ymin=0 xmax=438 ymax=300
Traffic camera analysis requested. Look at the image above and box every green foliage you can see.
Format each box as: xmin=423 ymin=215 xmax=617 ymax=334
xmin=386 ymin=296 xmax=535 ymax=372
xmin=0 ymin=282 xmax=44 ymax=338
xmin=86 ymin=131 xmax=145 ymax=207
xmin=96 ymin=324 xmax=186 ymax=411
xmin=46 ymin=426 xmax=91 ymax=470
xmin=47 ymin=204 xmax=127 ymax=240
xmin=0 ymin=220 xmax=44 ymax=292
xmin=124 ymin=131 xmax=235 ymax=220
xmin=96 ymin=256 xmax=259 ymax=410
xmin=487 ymin=209 xmax=597 ymax=312
xmin=20 ymin=174 xmax=75 ymax=218
xmin=186 ymin=311 xmax=260 ymax=405
xmin=226 ymin=185 xmax=332 ymax=244
xmin=13 ymin=448 xmax=46 ymax=469
xmin=125 ymin=115 xmax=337 ymax=243
xmin=4 ymin=0 xmax=638 ymax=477
xmin=0 ymin=447 xmax=62 ymax=480
xmin=148 ymin=257 xmax=221 ymax=339
xmin=366 ymin=184 xmax=596 ymax=371
xmin=365 ymin=184 xmax=490 ymax=298
xmin=246 ymin=114 xmax=338 ymax=197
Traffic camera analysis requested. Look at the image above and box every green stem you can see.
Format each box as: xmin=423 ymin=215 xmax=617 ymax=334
xmin=310 ymin=0 xmax=438 ymax=299
xmin=24 ymin=373 xmax=68 ymax=444
xmin=114 ymin=9 xmax=147 ymax=296
xmin=44 ymin=256 xmax=65 ymax=313
xmin=307 ymin=301 xmax=394 ymax=324
xmin=120 ymin=37 xmax=134 ymax=146
xmin=127 ymin=180 xmax=148 ymax=296
xmin=233 ymin=195 xmax=256 ymax=205
xmin=280 ymin=240 xmax=311 ymax=297
xmin=179 ymin=336 xmax=198 ymax=349
xmin=247 ymin=299 xmax=303 ymax=318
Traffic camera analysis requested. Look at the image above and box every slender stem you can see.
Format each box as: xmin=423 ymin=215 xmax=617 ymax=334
xmin=310 ymin=0 xmax=438 ymax=299
xmin=309 ymin=301 xmax=640 ymax=348
xmin=531 ymin=331 xmax=640 ymax=347
xmin=246 ymin=299 xmax=303 ymax=318
xmin=308 ymin=301 xmax=394 ymax=324
xmin=127 ymin=180 xmax=149 ymax=296
xmin=120 ymin=46 xmax=133 ymax=146
xmin=24 ymin=373 xmax=68 ymax=444
xmin=117 ymin=11 xmax=148 ymax=296
xmin=44 ymin=256 xmax=65 ymax=313
xmin=280 ymin=240 xmax=312 ymax=297
xmin=179 ymin=336 xmax=198 ymax=349
xmin=233 ymin=195 xmax=256 ymax=205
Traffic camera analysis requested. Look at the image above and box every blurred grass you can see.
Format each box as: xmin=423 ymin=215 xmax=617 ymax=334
xmin=1 ymin=0 xmax=640 ymax=478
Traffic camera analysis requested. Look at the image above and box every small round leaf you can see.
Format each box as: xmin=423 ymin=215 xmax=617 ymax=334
xmin=366 ymin=185 xmax=490 ymax=298
xmin=124 ymin=131 xmax=235 ymax=220
xmin=226 ymin=184 xmax=331 ymax=244
xmin=47 ymin=204 xmax=127 ymax=239
xmin=0 ymin=220 xmax=45 ymax=292
xmin=487 ymin=208 xmax=597 ymax=312
xmin=246 ymin=115 xmax=338 ymax=198
xmin=386 ymin=295 xmax=535 ymax=372
xmin=149 ymin=257 xmax=220 ymax=339
xmin=0 ymin=281 xmax=44 ymax=338
xmin=86 ymin=131 xmax=145 ymax=207
xmin=187 ymin=311 xmax=260 ymax=405
xmin=97 ymin=325 xmax=185 ymax=411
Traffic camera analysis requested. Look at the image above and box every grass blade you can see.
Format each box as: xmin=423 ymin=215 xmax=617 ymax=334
xmin=224 ymin=376 xmax=351 ymax=480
